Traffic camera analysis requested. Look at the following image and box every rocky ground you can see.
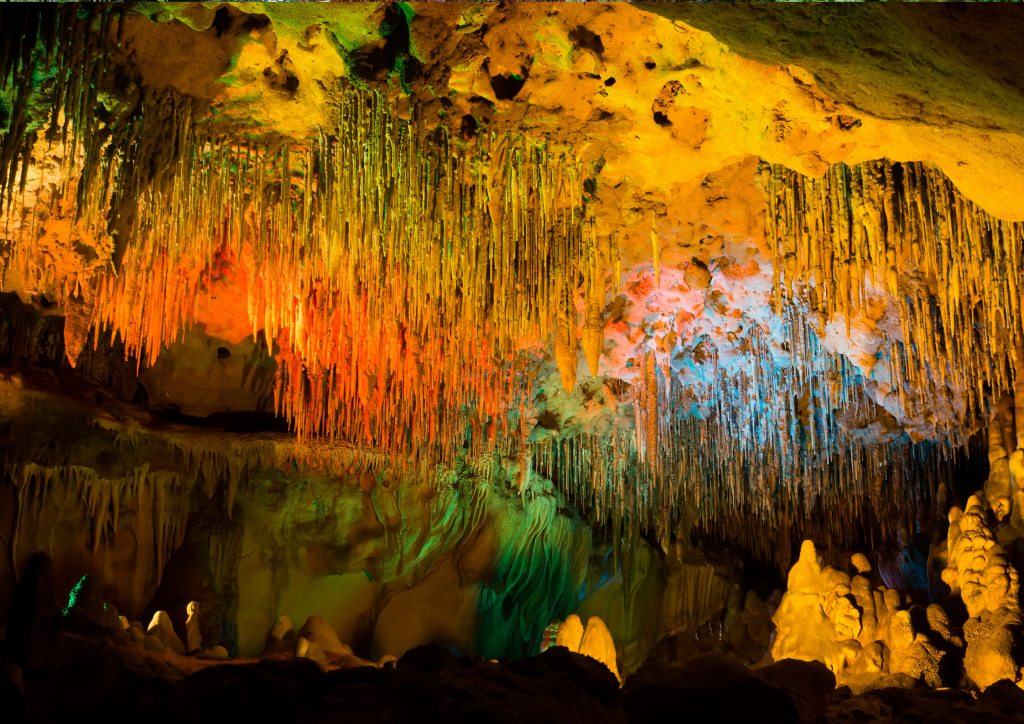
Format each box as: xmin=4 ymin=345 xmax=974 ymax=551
xmin=3 ymin=621 xmax=1024 ymax=724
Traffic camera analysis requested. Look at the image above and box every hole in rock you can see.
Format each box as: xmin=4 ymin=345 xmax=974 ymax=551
xmin=568 ymin=26 xmax=604 ymax=58
xmin=217 ymin=347 xmax=231 ymax=360
xmin=604 ymin=77 xmax=616 ymax=87
xmin=212 ymin=6 xmax=233 ymax=37
xmin=490 ymin=70 xmax=528 ymax=100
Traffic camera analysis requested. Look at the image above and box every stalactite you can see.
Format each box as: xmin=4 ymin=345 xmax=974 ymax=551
xmin=581 ymin=224 xmax=609 ymax=378
xmin=766 ymin=160 xmax=1024 ymax=434
xmin=529 ymin=310 xmax=963 ymax=559
xmin=1 ymin=60 xmax=590 ymax=474
xmin=1 ymin=11 xmax=1011 ymax=565
xmin=4 ymin=460 xmax=190 ymax=581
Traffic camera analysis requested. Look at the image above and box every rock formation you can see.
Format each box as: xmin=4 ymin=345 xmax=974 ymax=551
xmin=1 ymin=2 xmax=1024 ymax=720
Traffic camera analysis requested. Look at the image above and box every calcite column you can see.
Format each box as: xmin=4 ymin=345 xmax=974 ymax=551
xmin=985 ymin=396 xmax=1013 ymax=521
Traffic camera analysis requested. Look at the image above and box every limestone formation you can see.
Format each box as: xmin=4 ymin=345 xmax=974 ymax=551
xmin=127 ymin=625 xmax=146 ymax=647
xmin=771 ymin=541 xmax=852 ymax=674
xmin=555 ymin=614 xmax=586 ymax=654
xmin=551 ymin=614 xmax=620 ymax=683
xmin=294 ymin=637 xmax=327 ymax=663
xmin=1 ymin=2 xmax=1024 ymax=719
xmin=937 ymin=497 xmax=1024 ymax=689
xmin=578 ymin=617 xmax=621 ymax=683
xmin=185 ymin=601 xmax=202 ymax=653
xmin=147 ymin=611 xmax=186 ymax=656
xmin=772 ymin=540 xmax=972 ymax=692
xmin=142 ymin=634 xmax=167 ymax=654
xmin=263 ymin=615 xmax=298 ymax=655
xmin=944 ymin=497 xmax=1020 ymax=619
xmin=297 ymin=616 xmax=353 ymax=658
xmin=985 ymin=398 xmax=1015 ymax=522
xmin=887 ymin=610 xmax=944 ymax=689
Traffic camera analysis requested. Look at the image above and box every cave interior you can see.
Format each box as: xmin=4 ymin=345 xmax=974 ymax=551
xmin=2 ymin=2 xmax=1024 ymax=723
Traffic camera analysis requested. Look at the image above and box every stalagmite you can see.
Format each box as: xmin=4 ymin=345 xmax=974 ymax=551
xmin=264 ymin=615 xmax=297 ymax=655
xmin=770 ymin=541 xmax=848 ymax=674
xmin=984 ymin=396 xmax=1013 ymax=521
xmin=578 ymin=616 xmax=620 ymax=683
xmin=941 ymin=496 xmax=1023 ymax=689
xmin=297 ymin=616 xmax=352 ymax=657
xmin=185 ymin=601 xmax=202 ymax=653
xmin=295 ymin=637 xmax=327 ymax=662
xmin=147 ymin=610 xmax=185 ymax=655
xmin=554 ymin=613 xmax=585 ymax=653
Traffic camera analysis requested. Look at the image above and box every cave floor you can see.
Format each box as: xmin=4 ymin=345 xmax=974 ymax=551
xmin=6 ymin=630 xmax=1024 ymax=724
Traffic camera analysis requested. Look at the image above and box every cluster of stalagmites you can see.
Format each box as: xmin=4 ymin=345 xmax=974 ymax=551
xmin=768 ymin=497 xmax=1023 ymax=693
xmin=547 ymin=614 xmax=621 ymax=682
xmin=262 ymin=614 xmax=396 ymax=669
xmin=751 ymin=391 xmax=1024 ymax=694
xmin=0 ymin=551 xmax=405 ymax=684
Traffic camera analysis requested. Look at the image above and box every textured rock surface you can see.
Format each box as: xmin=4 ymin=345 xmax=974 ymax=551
xmin=1 ymin=4 xmax=1024 ymax=717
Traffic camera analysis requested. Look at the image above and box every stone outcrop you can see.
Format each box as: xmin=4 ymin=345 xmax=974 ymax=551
xmin=771 ymin=541 xmax=858 ymax=674
xmin=4 ymin=552 xmax=61 ymax=670
xmin=771 ymin=540 xmax=964 ymax=692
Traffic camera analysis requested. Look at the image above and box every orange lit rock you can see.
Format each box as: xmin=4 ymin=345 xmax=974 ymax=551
xmin=555 ymin=614 xmax=585 ymax=653
xmin=578 ymin=616 xmax=620 ymax=683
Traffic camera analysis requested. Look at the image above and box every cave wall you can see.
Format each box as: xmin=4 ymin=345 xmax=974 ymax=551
xmin=0 ymin=420 xmax=738 ymax=666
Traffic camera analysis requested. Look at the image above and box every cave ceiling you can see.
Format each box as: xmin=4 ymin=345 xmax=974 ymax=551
xmin=2 ymin=1 xmax=1024 ymax=548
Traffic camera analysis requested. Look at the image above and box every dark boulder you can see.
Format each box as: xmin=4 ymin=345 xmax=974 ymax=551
xmin=506 ymin=645 xmax=622 ymax=708
xmin=622 ymin=650 xmax=799 ymax=724
xmin=295 ymin=644 xmax=627 ymax=724
xmin=4 ymin=551 xmax=61 ymax=669
xmin=157 ymin=657 xmax=326 ymax=723
xmin=753 ymin=658 xmax=836 ymax=724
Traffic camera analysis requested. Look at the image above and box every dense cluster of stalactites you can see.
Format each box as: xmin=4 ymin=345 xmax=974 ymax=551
xmin=1 ymin=5 xmax=1020 ymax=552
xmin=0 ymin=5 xmax=597 ymax=475
xmin=533 ymin=311 xmax=962 ymax=557
xmin=767 ymin=160 xmax=1024 ymax=431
